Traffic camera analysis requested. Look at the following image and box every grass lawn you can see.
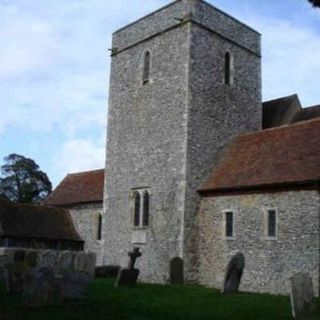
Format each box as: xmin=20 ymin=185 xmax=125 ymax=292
xmin=0 ymin=278 xmax=319 ymax=320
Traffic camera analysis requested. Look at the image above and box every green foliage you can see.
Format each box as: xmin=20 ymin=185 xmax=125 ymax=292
xmin=308 ymin=0 xmax=320 ymax=7
xmin=0 ymin=153 xmax=52 ymax=203
xmin=1 ymin=278 xmax=319 ymax=320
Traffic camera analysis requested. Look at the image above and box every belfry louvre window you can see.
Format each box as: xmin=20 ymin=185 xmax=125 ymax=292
xmin=225 ymin=211 xmax=234 ymax=238
xmin=133 ymin=189 xmax=150 ymax=227
xmin=143 ymin=51 xmax=151 ymax=84
xmin=267 ymin=210 xmax=277 ymax=238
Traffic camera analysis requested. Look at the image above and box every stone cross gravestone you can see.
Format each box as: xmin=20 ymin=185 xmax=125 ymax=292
xmin=290 ymin=272 xmax=315 ymax=319
xmin=170 ymin=257 xmax=184 ymax=285
xmin=128 ymin=248 xmax=142 ymax=269
xmin=115 ymin=247 xmax=142 ymax=287
xmin=222 ymin=252 xmax=245 ymax=294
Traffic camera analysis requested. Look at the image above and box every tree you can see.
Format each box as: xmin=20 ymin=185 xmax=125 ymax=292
xmin=0 ymin=154 xmax=52 ymax=203
xmin=308 ymin=0 xmax=320 ymax=7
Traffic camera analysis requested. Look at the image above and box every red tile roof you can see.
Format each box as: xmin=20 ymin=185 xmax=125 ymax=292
xmin=45 ymin=169 xmax=104 ymax=206
xmin=200 ymin=118 xmax=320 ymax=193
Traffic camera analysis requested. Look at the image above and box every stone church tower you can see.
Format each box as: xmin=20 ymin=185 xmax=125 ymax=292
xmin=103 ymin=0 xmax=261 ymax=283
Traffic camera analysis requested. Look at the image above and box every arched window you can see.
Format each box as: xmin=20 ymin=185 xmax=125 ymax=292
xmin=224 ymin=52 xmax=232 ymax=85
xmin=133 ymin=191 xmax=140 ymax=226
xmin=132 ymin=188 xmax=150 ymax=228
xmin=142 ymin=191 xmax=150 ymax=227
xmin=143 ymin=51 xmax=151 ymax=84
xmin=97 ymin=214 xmax=102 ymax=240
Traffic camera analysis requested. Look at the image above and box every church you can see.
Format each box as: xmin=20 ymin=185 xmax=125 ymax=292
xmin=46 ymin=0 xmax=320 ymax=296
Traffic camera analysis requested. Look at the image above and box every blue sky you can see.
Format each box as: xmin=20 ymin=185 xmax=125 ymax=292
xmin=0 ymin=0 xmax=319 ymax=187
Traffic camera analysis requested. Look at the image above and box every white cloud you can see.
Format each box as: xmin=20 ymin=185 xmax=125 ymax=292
xmin=52 ymin=138 xmax=105 ymax=187
xmin=247 ymin=17 xmax=320 ymax=106
xmin=0 ymin=4 xmax=61 ymax=80
xmin=0 ymin=70 xmax=107 ymax=135
xmin=0 ymin=0 xmax=319 ymax=187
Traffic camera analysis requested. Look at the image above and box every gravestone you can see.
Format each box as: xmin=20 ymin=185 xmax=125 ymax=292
xmin=60 ymin=272 xmax=92 ymax=301
xmin=170 ymin=257 xmax=184 ymax=285
xmin=23 ymin=267 xmax=58 ymax=307
xmin=58 ymin=251 xmax=75 ymax=273
xmin=222 ymin=252 xmax=245 ymax=294
xmin=39 ymin=250 xmax=60 ymax=274
xmin=76 ymin=252 xmax=96 ymax=278
xmin=290 ymin=272 xmax=315 ymax=319
xmin=25 ymin=251 xmax=39 ymax=269
xmin=4 ymin=268 xmax=24 ymax=293
xmin=115 ymin=247 xmax=142 ymax=287
xmin=4 ymin=250 xmax=27 ymax=293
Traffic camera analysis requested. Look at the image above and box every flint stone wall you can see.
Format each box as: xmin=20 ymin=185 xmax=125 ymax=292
xmin=68 ymin=203 xmax=104 ymax=266
xmin=197 ymin=190 xmax=320 ymax=296
xmin=112 ymin=0 xmax=260 ymax=55
xmin=104 ymin=0 xmax=261 ymax=284
xmin=104 ymin=22 xmax=191 ymax=284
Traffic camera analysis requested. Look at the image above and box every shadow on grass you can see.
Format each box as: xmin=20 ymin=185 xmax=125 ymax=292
xmin=0 ymin=278 xmax=319 ymax=320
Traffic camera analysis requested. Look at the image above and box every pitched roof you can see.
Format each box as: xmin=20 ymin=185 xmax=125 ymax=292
xmin=200 ymin=118 xmax=320 ymax=193
xmin=262 ymin=95 xmax=320 ymax=129
xmin=262 ymin=94 xmax=301 ymax=129
xmin=292 ymin=105 xmax=320 ymax=123
xmin=0 ymin=198 xmax=83 ymax=242
xmin=45 ymin=169 xmax=104 ymax=207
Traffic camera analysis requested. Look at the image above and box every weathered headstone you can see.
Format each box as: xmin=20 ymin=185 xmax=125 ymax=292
xmin=4 ymin=250 xmax=28 ymax=293
xmin=84 ymin=252 xmax=96 ymax=278
xmin=290 ymin=272 xmax=315 ymax=319
xmin=25 ymin=251 xmax=39 ymax=269
xmin=23 ymin=267 xmax=58 ymax=307
xmin=58 ymin=251 xmax=75 ymax=273
xmin=170 ymin=257 xmax=184 ymax=285
xmin=3 ymin=268 xmax=24 ymax=293
xmin=13 ymin=250 xmax=25 ymax=263
xmin=39 ymin=250 xmax=60 ymax=274
xmin=222 ymin=252 xmax=245 ymax=294
xmin=74 ymin=252 xmax=96 ymax=278
xmin=115 ymin=247 xmax=142 ymax=287
xmin=60 ymin=272 xmax=92 ymax=301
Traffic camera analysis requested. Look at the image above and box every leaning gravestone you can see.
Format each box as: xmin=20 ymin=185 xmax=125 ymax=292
xmin=170 ymin=257 xmax=184 ymax=285
xmin=115 ymin=247 xmax=142 ymax=287
xmin=222 ymin=252 xmax=245 ymax=294
xmin=23 ymin=267 xmax=58 ymax=307
xmin=290 ymin=272 xmax=315 ymax=319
